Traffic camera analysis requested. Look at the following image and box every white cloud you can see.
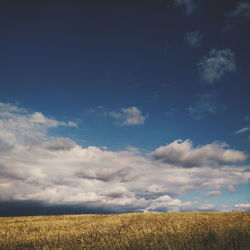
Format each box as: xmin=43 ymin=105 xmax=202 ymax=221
xmin=174 ymin=0 xmax=197 ymax=15
xmin=235 ymin=127 xmax=250 ymax=134
xmin=234 ymin=203 xmax=250 ymax=211
xmin=67 ymin=121 xmax=78 ymax=127
xmin=144 ymin=195 xmax=192 ymax=213
xmin=205 ymin=190 xmax=221 ymax=197
xmin=107 ymin=106 xmax=146 ymax=126
xmin=198 ymin=49 xmax=236 ymax=83
xmin=0 ymin=103 xmax=249 ymax=212
xmin=229 ymin=2 xmax=250 ymax=19
xmin=151 ymin=139 xmax=247 ymax=167
xmin=185 ymin=31 xmax=202 ymax=48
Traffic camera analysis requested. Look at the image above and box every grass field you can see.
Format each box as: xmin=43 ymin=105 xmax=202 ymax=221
xmin=0 ymin=212 xmax=249 ymax=249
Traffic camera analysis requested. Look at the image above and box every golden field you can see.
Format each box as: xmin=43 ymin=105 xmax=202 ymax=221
xmin=0 ymin=212 xmax=249 ymax=249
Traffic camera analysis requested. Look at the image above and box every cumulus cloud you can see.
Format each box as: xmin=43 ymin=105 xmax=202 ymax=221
xmin=228 ymin=2 xmax=250 ymax=19
xmin=198 ymin=49 xmax=236 ymax=83
xmin=185 ymin=31 xmax=202 ymax=48
xmin=107 ymin=106 xmax=146 ymax=126
xmin=144 ymin=195 xmax=192 ymax=213
xmin=151 ymin=139 xmax=247 ymax=167
xmin=174 ymin=0 xmax=197 ymax=15
xmin=0 ymin=103 xmax=249 ymax=213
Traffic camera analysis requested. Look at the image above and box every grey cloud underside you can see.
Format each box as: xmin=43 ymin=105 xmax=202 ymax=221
xmin=0 ymin=103 xmax=249 ymax=213
xmin=76 ymin=167 xmax=135 ymax=183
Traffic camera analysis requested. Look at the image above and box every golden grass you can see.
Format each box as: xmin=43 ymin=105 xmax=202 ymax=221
xmin=0 ymin=212 xmax=249 ymax=249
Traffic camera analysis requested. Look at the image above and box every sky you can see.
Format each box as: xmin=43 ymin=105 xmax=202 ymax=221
xmin=0 ymin=0 xmax=250 ymax=216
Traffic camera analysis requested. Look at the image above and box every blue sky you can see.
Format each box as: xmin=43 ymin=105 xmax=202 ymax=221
xmin=0 ymin=0 xmax=250 ymax=216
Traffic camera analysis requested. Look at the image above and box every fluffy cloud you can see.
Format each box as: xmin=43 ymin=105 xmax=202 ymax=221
xmin=144 ymin=195 xmax=192 ymax=213
xmin=185 ymin=31 xmax=202 ymax=48
xmin=0 ymin=103 xmax=249 ymax=213
xmin=198 ymin=49 xmax=236 ymax=83
xmin=174 ymin=0 xmax=197 ymax=15
xmin=107 ymin=106 xmax=146 ymax=126
xmin=229 ymin=2 xmax=250 ymax=19
xmin=151 ymin=139 xmax=247 ymax=167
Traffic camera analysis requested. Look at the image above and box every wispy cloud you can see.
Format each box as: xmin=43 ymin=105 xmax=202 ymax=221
xmin=205 ymin=190 xmax=222 ymax=197
xmin=174 ymin=0 xmax=197 ymax=15
xmin=235 ymin=127 xmax=250 ymax=134
xmin=228 ymin=2 xmax=250 ymax=19
xmin=188 ymin=93 xmax=224 ymax=119
xmin=0 ymin=103 xmax=249 ymax=213
xmin=107 ymin=107 xmax=146 ymax=126
xmin=147 ymin=92 xmax=160 ymax=104
xmin=198 ymin=49 xmax=236 ymax=83
xmin=165 ymin=108 xmax=178 ymax=117
xmin=185 ymin=31 xmax=202 ymax=48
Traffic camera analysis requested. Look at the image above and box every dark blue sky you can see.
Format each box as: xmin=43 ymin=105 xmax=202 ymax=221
xmin=0 ymin=0 xmax=249 ymax=215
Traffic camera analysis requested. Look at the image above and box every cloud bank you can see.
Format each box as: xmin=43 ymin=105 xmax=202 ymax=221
xmin=0 ymin=103 xmax=249 ymax=213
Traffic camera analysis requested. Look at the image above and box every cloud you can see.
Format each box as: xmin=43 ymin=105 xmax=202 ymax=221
xmin=205 ymin=190 xmax=221 ymax=197
xmin=165 ymin=108 xmax=177 ymax=117
xmin=228 ymin=2 xmax=250 ymax=19
xmin=107 ymin=106 xmax=146 ymax=126
xmin=144 ymin=195 xmax=192 ymax=213
xmin=235 ymin=127 xmax=250 ymax=134
xmin=174 ymin=0 xmax=197 ymax=15
xmin=197 ymin=204 xmax=217 ymax=212
xmin=151 ymin=139 xmax=247 ymax=167
xmin=0 ymin=103 xmax=249 ymax=214
xmin=185 ymin=31 xmax=202 ymax=48
xmin=188 ymin=93 xmax=222 ymax=119
xmin=198 ymin=49 xmax=236 ymax=83
xmin=234 ymin=203 xmax=250 ymax=211
xmin=227 ymin=184 xmax=237 ymax=192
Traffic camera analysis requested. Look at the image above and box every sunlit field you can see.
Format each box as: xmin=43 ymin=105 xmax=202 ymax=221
xmin=0 ymin=212 xmax=249 ymax=249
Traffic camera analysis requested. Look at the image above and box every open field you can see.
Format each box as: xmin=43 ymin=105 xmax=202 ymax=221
xmin=0 ymin=212 xmax=249 ymax=249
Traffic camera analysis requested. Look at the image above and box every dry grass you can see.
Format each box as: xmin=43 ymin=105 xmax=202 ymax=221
xmin=0 ymin=212 xmax=249 ymax=249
